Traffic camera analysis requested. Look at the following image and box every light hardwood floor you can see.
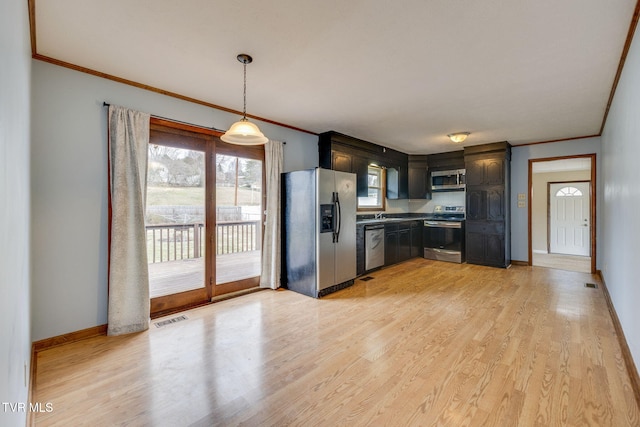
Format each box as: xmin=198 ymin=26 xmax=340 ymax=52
xmin=532 ymin=252 xmax=592 ymax=273
xmin=33 ymin=260 xmax=639 ymax=426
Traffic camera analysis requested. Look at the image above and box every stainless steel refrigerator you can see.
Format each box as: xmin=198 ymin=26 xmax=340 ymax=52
xmin=282 ymin=168 xmax=357 ymax=298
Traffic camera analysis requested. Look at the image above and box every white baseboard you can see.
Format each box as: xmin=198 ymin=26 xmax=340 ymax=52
xmin=533 ymin=249 xmax=548 ymax=254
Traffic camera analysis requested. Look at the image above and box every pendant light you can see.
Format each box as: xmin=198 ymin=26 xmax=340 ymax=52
xmin=447 ymin=132 xmax=470 ymax=143
xmin=221 ymin=54 xmax=269 ymax=145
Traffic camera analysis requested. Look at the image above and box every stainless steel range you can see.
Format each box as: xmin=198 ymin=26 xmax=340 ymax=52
xmin=423 ymin=205 xmax=465 ymax=263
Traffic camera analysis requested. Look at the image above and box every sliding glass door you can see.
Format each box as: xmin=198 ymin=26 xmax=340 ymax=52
xmin=146 ymin=123 xmax=213 ymax=315
xmin=214 ymin=142 xmax=265 ymax=296
xmin=145 ymin=120 xmax=264 ymax=316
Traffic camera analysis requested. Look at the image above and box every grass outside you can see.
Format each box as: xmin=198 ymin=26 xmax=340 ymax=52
xmin=147 ymin=185 xmax=261 ymax=207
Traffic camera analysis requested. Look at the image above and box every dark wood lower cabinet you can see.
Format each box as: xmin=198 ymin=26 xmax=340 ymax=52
xmin=410 ymin=221 xmax=422 ymax=258
xmin=484 ymin=233 xmax=505 ymax=266
xmin=465 ymin=232 xmax=485 ymax=264
xmin=384 ymin=221 xmax=422 ymax=267
xmin=356 ymin=220 xmax=423 ymax=275
xmin=398 ymin=227 xmax=411 ymax=261
xmin=465 ymin=221 xmax=507 ymax=268
xmin=385 ymin=227 xmax=399 ymax=266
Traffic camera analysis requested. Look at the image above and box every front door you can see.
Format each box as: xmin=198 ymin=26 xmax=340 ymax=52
xmin=549 ymin=182 xmax=590 ymax=256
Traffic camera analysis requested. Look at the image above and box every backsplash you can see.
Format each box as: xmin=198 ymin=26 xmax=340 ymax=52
xmin=385 ymin=198 xmax=409 ymax=213
xmin=409 ymin=191 xmax=466 ymax=213
xmin=362 ymin=192 xmax=466 ymax=215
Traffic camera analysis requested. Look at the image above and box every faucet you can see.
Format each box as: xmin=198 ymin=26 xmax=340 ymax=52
xmin=374 ymin=212 xmax=384 ymax=220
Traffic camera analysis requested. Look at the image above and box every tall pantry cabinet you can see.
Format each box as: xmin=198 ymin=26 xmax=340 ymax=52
xmin=464 ymin=142 xmax=511 ymax=268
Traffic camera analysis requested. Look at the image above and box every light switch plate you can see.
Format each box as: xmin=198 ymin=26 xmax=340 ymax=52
xmin=518 ymin=193 xmax=526 ymax=200
xmin=517 ymin=200 xmax=526 ymax=208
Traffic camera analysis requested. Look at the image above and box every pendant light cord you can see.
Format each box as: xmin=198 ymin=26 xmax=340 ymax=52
xmin=243 ymin=61 xmax=247 ymax=120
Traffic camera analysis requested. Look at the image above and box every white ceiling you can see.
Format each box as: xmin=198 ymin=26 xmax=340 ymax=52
xmin=34 ymin=0 xmax=638 ymax=154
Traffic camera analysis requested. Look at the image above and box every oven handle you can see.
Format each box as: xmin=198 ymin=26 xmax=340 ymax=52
xmin=428 ymin=248 xmax=462 ymax=255
xmin=423 ymin=221 xmax=462 ymax=229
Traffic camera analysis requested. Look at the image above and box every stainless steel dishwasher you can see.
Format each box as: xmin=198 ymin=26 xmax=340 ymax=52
xmin=365 ymin=224 xmax=385 ymax=271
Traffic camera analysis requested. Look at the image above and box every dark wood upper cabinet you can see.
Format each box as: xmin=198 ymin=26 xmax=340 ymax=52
xmin=466 ymin=189 xmax=485 ymax=220
xmin=485 ymin=159 xmax=504 ymax=185
xmin=331 ymin=151 xmax=352 ymax=173
xmin=464 ymin=142 xmax=511 ymax=268
xmin=408 ymin=165 xmax=428 ymax=199
xmin=427 ymin=151 xmax=465 ymax=171
xmin=408 ymin=156 xmax=429 ymax=199
xmin=465 ymin=159 xmax=485 ymax=186
xmin=386 ymin=166 xmax=409 ymax=200
xmin=352 ymin=156 xmax=370 ymax=198
xmin=319 ymin=131 xmax=408 ymax=199
xmin=407 ymin=151 xmax=465 ymax=199
xmin=487 ymin=189 xmax=505 ymax=221
xmin=466 ymin=157 xmax=504 ymax=186
xmin=320 ymin=133 xmax=368 ymax=196
xmin=386 ymin=167 xmax=399 ymax=199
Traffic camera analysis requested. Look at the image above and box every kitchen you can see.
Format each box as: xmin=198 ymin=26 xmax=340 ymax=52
xmin=11 ymin=0 xmax=640 ymax=426
xmin=26 ymin=0 xmax=619 ymax=344
xmin=282 ymin=131 xmax=510 ymax=298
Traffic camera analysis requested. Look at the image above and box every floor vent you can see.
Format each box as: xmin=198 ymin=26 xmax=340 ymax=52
xmin=154 ymin=315 xmax=188 ymax=328
xmin=585 ymin=283 xmax=598 ymax=289
xmin=360 ymin=276 xmax=375 ymax=282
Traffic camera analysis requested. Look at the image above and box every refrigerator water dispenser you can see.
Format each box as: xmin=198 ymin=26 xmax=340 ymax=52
xmin=320 ymin=204 xmax=334 ymax=233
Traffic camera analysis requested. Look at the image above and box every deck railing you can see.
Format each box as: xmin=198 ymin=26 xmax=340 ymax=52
xmin=146 ymin=220 xmax=261 ymax=263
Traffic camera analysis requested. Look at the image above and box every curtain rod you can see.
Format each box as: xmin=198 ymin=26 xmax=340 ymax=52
xmin=103 ymin=102 xmax=285 ymax=144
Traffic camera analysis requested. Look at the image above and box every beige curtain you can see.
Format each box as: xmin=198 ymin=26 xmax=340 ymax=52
xmin=107 ymin=105 xmax=151 ymax=335
xmin=260 ymin=140 xmax=284 ymax=289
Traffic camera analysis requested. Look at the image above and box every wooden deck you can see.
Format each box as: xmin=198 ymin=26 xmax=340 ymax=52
xmin=148 ymin=250 xmax=261 ymax=298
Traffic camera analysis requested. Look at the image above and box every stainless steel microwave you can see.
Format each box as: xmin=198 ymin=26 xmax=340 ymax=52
xmin=431 ymin=169 xmax=466 ymax=191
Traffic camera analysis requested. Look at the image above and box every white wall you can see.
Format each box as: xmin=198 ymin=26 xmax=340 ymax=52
xmin=601 ymin=19 xmax=640 ymax=369
xmin=0 ymin=0 xmax=32 ymax=424
xmin=510 ymin=137 xmax=602 ymax=263
xmin=31 ymin=61 xmax=318 ymax=341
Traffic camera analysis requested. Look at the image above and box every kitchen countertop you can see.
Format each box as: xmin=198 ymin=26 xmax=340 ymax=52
xmin=356 ymin=215 xmax=465 ymax=225
xmin=356 ymin=216 xmax=431 ymax=226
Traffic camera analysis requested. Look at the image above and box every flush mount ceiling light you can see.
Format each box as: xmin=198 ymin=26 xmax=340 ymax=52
xmin=221 ymin=54 xmax=269 ymax=146
xmin=447 ymin=132 xmax=470 ymax=143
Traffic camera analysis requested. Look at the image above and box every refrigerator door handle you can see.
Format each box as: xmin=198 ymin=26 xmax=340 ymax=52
xmin=334 ymin=191 xmax=341 ymax=243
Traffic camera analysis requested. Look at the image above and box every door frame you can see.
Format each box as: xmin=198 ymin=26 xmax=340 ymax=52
xmin=547 ymin=180 xmax=591 ymax=255
xmin=147 ymin=118 xmax=265 ymax=316
xmin=527 ymin=153 xmax=596 ymax=274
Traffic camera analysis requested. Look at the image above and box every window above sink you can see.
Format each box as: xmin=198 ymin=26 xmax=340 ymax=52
xmin=358 ymin=165 xmax=385 ymax=211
